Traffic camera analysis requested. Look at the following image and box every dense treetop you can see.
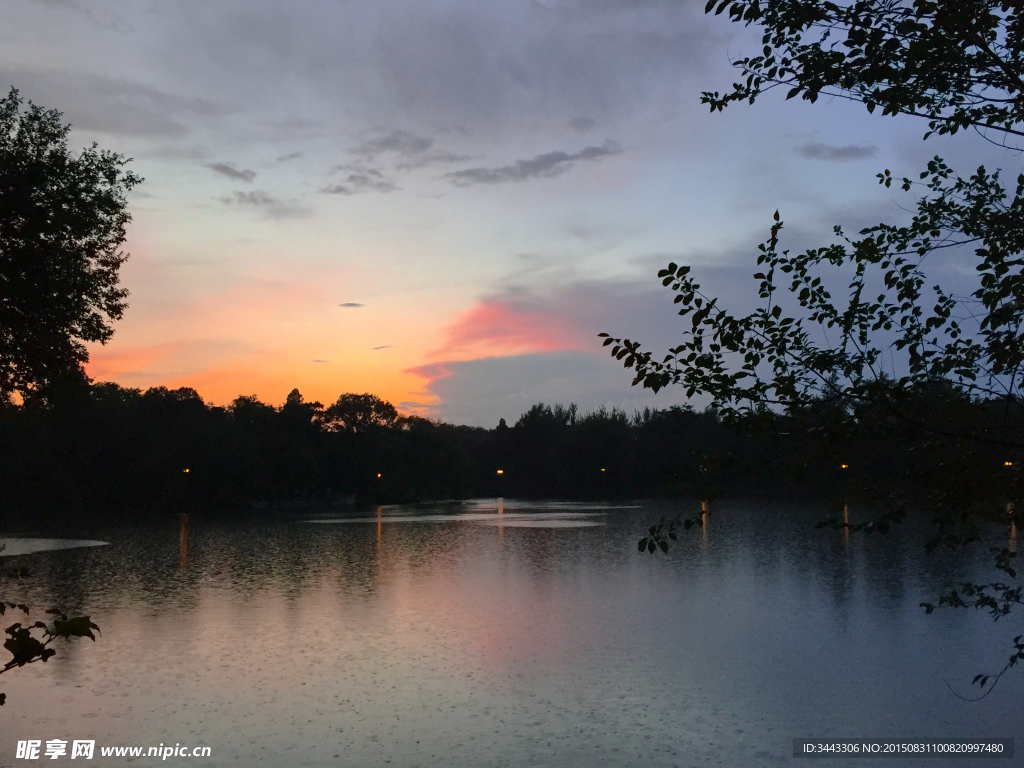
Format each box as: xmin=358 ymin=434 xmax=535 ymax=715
xmin=0 ymin=88 xmax=140 ymax=402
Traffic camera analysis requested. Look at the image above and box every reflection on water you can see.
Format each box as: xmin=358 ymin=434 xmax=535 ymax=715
xmin=307 ymin=498 xmax=629 ymax=529
xmin=179 ymin=514 xmax=189 ymax=569
xmin=308 ymin=513 xmax=605 ymax=526
xmin=0 ymin=500 xmax=1019 ymax=767
xmin=478 ymin=518 xmax=601 ymax=528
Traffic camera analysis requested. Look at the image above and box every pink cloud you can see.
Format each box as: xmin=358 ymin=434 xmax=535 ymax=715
xmin=404 ymin=362 xmax=455 ymax=385
xmin=426 ymin=296 xmax=589 ymax=361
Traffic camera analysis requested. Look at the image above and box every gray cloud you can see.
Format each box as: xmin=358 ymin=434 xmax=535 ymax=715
xmin=355 ymin=130 xmax=433 ymax=159
xmin=372 ymin=345 xmax=392 ymax=350
xmin=206 ymin=162 xmax=256 ymax=182
xmin=320 ymin=169 xmax=399 ymax=196
xmin=350 ymin=130 xmax=471 ymax=171
xmin=218 ymin=190 xmax=310 ymax=219
xmin=799 ymin=142 xmax=878 ymax=162
xmin=0 ymin=69 xmax=223 ymax=137
xmin=339 ymin=302 xmax=364 ymax=308
xmin=136 ymin=2 xmax=721 ymax=143
xmin=396 ymin=149 xmax=473 ymax=171
xmin=312 ymin=359 xmax=329 ymax=363
xmin=277 ymin=151 xmax=303 ymax=162
xmin=445 ymin=141 xmax=622 ymax=186
xmin=545 ymin=0 xmax=681 ymax=21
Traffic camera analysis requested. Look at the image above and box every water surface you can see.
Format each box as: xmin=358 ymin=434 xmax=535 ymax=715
xmin=0 ymin=500 xmax=1019 ymax=767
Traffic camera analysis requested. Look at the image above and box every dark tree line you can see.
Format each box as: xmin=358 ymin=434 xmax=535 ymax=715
xmin=4 ymin=376 xmax=1012 ymax=525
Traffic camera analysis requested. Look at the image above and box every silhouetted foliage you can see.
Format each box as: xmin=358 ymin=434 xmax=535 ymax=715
xmin=0 ymin=557 xmax=100 ymax=708
xmin=0 ymin=88 xmax=141 ymax=402
xmin=703 ymin=0 xmax=1024 ymax=143
xmin=324 ymin=393 xmax=399 ymax=432
xmin=602 ymin=0 xmax=1024 ymax=696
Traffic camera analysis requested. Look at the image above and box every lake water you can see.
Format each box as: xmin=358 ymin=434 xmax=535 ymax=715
xmin=0 ymin=499 xmax=1020 ymax=767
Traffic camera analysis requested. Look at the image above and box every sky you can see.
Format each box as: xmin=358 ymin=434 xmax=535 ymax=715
xmin=2 ymin=0 xmax=1011 ymax=426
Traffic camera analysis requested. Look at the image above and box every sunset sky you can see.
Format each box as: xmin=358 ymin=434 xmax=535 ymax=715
xmin=2 ymin=0 xmax=1006 ymax=425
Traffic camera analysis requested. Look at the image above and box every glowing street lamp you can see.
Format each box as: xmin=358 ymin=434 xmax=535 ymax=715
xmin=377 ymin=473 xmax=382 ymax=478
xmin=496 ymin=469 xmax=504 ymax=475
xmin=840 ymin=464 xmax=849 ymax=470
xmin=1005 ymin=462 xmax=1014 ymax=467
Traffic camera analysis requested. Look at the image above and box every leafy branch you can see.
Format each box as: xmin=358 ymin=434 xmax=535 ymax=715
xmin=602 ymin=160 xmax=1024 ymax=428
xmin=701 ymin=0 xmax=1024 ymax=144
xmin=0 ymin=603 xmax=100 ymax=707
xmin=0 ymin=556 xmax=100 ymax=708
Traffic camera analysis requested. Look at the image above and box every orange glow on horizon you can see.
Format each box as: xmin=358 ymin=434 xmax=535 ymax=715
xmin=83 ymin=264 xmax=444 ymax=415
xmin=85 ymin=348 xmax=433 ymax=414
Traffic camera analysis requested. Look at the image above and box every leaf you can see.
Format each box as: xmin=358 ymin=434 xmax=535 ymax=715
xmin=3 ymin=625 xmax=48 ymax=666
xmin=51 ymin=616 xmax=100 ymax=641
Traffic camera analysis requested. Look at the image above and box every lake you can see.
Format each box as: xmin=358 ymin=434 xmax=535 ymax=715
xmin=0 ymin=499 xmax=1020 ymax=767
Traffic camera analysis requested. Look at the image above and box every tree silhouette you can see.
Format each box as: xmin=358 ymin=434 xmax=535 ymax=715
xmin=0 ymin=88 xmax=141 ymax=402
xmin=324 ymin=393 xmax=399 ymax=432
xmin=602 ymin=0 xmax=1024 ymax=696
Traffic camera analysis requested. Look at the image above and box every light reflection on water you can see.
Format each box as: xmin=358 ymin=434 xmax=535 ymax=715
xmin=0 ymin=500 xmax=1020 ymax=767
xmin=307 ymin=513 xmax=605 ymax=526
